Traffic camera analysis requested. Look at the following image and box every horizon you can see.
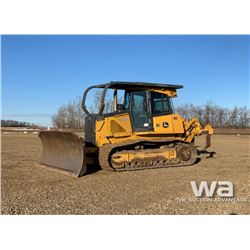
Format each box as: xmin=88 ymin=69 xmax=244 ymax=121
xmin=2 ymin=35 xmax=249 ymax=126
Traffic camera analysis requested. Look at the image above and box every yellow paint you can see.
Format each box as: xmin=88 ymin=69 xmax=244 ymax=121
xmin=111 ymin=148 xmax=177 ymax=166
xmin=94 ymin=87 xmax=213 ymax=149
xmin=149 ymin=88 xmax=177 ymax=97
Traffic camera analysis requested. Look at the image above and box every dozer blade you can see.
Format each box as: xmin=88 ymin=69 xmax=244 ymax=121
xmin=38 ymin=131 xmax=86 ymax=177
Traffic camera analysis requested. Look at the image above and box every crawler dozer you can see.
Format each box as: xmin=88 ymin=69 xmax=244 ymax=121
xmin=39 ymin=81 xmax=213 ymax=177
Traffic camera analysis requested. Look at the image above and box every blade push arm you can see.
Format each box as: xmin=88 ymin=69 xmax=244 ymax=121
xmin=183 ymin=118 xmax=213 ymax=150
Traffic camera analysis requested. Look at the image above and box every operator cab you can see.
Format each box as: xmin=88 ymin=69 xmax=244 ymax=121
xmin=120 ymin=90 xmax=173 ymax=131
xmin=82 ymin=81 xmax=182 ymax=135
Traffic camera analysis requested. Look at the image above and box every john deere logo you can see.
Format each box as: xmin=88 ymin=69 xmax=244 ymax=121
xmin=163 ymin=122 xmax=169 ymax=128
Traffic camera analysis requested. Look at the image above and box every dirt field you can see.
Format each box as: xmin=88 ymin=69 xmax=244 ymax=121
xmin=1 ymin=133 xmax=249 ymax=215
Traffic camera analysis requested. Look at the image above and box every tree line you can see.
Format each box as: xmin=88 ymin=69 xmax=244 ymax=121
xmin=1 ymin=119 xmax=40 ymax=128
xmin=175 ymin=103 xmax=249 ymax=128
xmin=51 ymin=94 xmax=249 ymax=129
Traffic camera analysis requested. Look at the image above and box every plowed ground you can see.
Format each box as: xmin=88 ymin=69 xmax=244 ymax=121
xmin=1 ymin=133 xmax=249 ymax=214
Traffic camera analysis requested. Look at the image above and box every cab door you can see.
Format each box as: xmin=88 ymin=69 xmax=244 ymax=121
xmin=130 ymin=91 xmax=152 ymax=132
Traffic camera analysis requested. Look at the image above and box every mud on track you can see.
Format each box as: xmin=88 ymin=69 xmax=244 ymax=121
xmin=1 ymin=133 xmax=249 ymax=214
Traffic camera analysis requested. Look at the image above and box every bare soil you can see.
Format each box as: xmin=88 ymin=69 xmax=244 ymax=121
xmin=1 ymin=133 xmax=249 ymax=214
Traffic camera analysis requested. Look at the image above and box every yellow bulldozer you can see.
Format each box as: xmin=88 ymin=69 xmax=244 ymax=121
xmin=38 ymin=81 xmax=213 ymax=177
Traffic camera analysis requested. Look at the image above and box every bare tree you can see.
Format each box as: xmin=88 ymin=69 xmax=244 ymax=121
xmin=52 ymin=105 xmax=67 ymax=128
xmin=175 ymin=102 xmax=249 ymax=128
xmin=217 ymin=107 xmax=225 ymax=128
xmin=90 ymin=89 xmax=113 ymax=114
xmin=238 ymin=106 xmax=249 ymax=128
xmin=52 ymin=91 xmax=114 ymax=129
xmin=52 ymin=97 xmax=85 ymax=129
xmin=74 ymin=96 xmax=85 ymax=129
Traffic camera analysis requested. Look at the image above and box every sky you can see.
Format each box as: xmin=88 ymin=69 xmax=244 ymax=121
xmin=1 ymin=35 xmax=249 ymax=126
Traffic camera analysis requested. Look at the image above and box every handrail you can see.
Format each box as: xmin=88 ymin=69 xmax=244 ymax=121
xmin=81 ymin=83 xmax=113 ymax=115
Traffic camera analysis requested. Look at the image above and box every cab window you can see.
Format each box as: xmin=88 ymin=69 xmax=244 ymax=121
xmin=151 ymin=91 xmax=172 ymax=115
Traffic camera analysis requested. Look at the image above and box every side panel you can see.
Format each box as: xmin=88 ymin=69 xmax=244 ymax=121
xmin=96 ymin=113 xmax=133 ymax=146
xmin=152 ymin=115 xmax=174 ymax=133
xmin=95 ymin=113 xmax=185 ymax=147
xmin=152 ymin=114 xmax=184 ymax=134
xmin=172 ymin=114 xmax=185 ymax=134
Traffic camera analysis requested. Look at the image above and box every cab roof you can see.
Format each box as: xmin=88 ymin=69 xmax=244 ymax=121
xmin=93 ymin=81 xmax=183 ymax=90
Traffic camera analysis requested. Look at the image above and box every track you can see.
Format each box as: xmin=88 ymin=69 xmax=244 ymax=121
xmin=99 ymin=139 xmax=197 ymax=171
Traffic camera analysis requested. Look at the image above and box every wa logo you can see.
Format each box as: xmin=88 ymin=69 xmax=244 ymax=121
xmin=191 ymin=181 xmax=234 ymax=198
